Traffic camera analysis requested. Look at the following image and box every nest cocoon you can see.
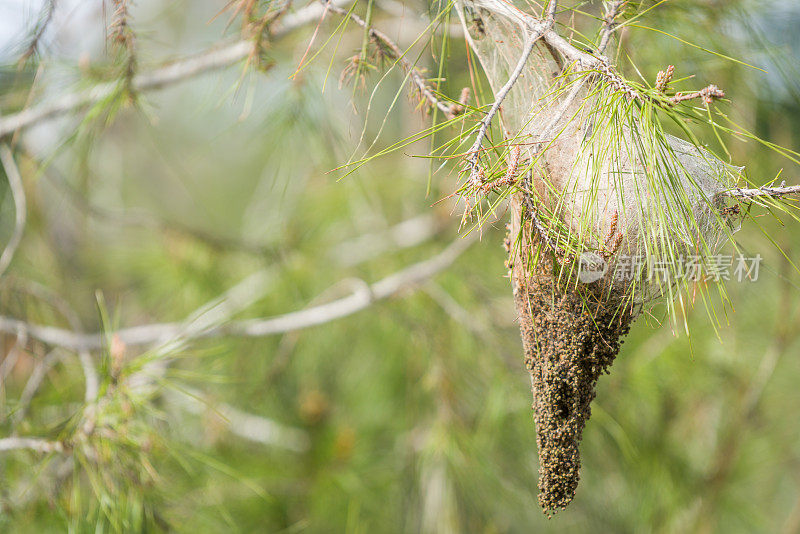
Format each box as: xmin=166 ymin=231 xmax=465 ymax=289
xmin=458 ymin=0 xmax=741 ymax=300
xmin=539 ymin=113 xmax=742 ymax=298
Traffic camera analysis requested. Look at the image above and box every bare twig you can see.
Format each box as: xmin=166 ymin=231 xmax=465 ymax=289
xmin=0 ymin=437 xmax=63 ymax=454
xmin=0 ymin=0 xmax=352 ymax=139
xmin=233 ymin=235 xmax=474 ymax=336
xmin=725 ymin=184 xmax=800 ymax=200
xmin=0 ymin=145 xmax=27 ymax=277
xmin=598 ymin=0 xmax=626 ymax=54
xmin=0 ymin=235 xmax=474 ymax=352
xmin=0 ymin=42 xmax=251 ymax=138
xmin=463 ymin=3 xmax=557 ymax=177
xmin=116 ymin=236 xmax=473 ymax=460
xmin=463 ymin=35 xmax=538 ymax=174
xmin=77 ymin=345 xmax=99 ymax=403
xmin=462 ymin=0 xmax=628 ymax=84
xmin=150 ymin=267 xmax=279 ymax=360
xmin=538 ymin=21 xmax=599 ymax=67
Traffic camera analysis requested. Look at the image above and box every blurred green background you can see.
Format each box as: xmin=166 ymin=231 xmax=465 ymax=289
xmin=1 ymin=0 xmax=799 ymax=532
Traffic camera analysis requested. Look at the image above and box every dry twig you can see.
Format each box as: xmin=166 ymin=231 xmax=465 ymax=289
xmin=598 ymin=0 xmax=627 ymax=54
xmin=463 ymin=1 xmax=558 ymax=179
xmin=0 ymin=437 xmax=64 ymax=454
xmin=0 ymin=235 xmax=475 ymax=352
xmin=725 ymin=184 xmax=800 ymax=200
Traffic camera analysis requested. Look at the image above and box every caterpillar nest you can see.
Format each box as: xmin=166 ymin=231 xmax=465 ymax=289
xmin=458 ymin=0 xmax=742 ymax=513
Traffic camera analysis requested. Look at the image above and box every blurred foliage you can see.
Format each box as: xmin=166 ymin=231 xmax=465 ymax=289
xmin=0 ymin=0 xmax=799 ymax=532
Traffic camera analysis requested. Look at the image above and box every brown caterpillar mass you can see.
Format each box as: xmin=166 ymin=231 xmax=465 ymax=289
xmin=507 ymin=217 xmax=635 ymax=514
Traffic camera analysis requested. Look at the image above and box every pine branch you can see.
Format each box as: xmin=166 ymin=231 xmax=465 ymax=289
xmin=669 ymin=84 xmax=725 ymax=105
xmin=0 ymin=235 xmax=475 ymax=352
xmin=0 ymin=0 xmax=352 ymax=138
xmin=323 ymin=2 xmax=456 ymax=117
xmin=0 ymin=235 xmax=474 ymax=462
